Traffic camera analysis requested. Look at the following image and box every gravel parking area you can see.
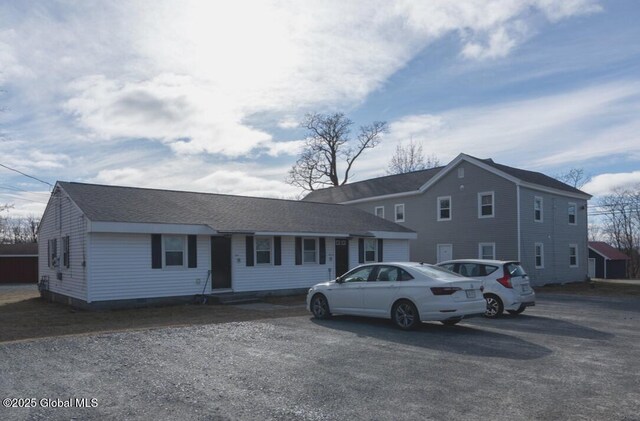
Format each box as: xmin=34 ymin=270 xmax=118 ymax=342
xmin=1 ymin=293 xmax=639 ymax=420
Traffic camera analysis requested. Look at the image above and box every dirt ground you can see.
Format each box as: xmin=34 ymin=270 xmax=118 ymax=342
xmin=0 ymin=288 xmax=308 ymax=343
xmin=1 ymin=281 xmax=638 ymax=344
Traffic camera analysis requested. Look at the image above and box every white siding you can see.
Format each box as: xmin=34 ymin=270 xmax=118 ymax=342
xmin=232 ymin=236 xmax=336 ymax=292
xmin=38 ymin=189 xmax=87 ymax=301
xmin=383 ymin=239 xmax=410 ymax=261
xmin=89 ymin=233 xmax=211 ymax=302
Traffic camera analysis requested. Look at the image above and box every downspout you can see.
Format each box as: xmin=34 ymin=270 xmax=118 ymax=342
xmin=516 ymin=185 xmax=521 ymax=262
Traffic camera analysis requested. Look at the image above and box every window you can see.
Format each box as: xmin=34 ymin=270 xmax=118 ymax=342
xmin=395 ymin=204 xmax=405 ymax=222
xmin=458 ymin=263 xmax=480 ymax=277
xmin=164 ymin=235 xmax=185 ymax=267
xmin=62 ymin=236 xmax=70 ymax=268
xmin=374 ymin=266 xmax=414 ymax=282
xmin=458 ymin=167 xmax=464 ymax=178
xmin=478 ymin=243 xmax=495 ymax=260
xmin=48 ymin=238 xmax=58 ymax=268
xmin=375 ymin=206 xmax=384 ymax=219
xmin=535 ymin=243 xmax=544 ymax=268
xmin=569 ymin=244 xmax=578 ymax=267
xmin=342 ymin=266 xmax=374 ymax=283
xmin=568 ymin=203 xmax=577 ymax=225
xmin=303 ymin=238 xmax=317 ymax=263
xmin=534 ymin=197 xmax=543 ymax=222
xmin=483 ymin=265 xmax=499 ymax=276
xmin=364 ymin=238 xmax=377 ymax=262
xmin=439 ymin=263 xmax=455 ymax=272
xmin=437 ymin=196 xmax=451 ymax=221
xmin=255 ymin=237 xmax=272 ymax=264
xmin=478 ymin=192 xmax=494 ymax=218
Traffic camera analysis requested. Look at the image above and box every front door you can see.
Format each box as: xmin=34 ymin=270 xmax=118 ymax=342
xmin=335 ymin=238 xmax=349 ymax=277
xmin=211 ymin=236 xmax=232 ymax=289
xmin=437 ymin=244 xmax=453 ymax=263
xmin=588 ymin=258 xmax=596 ymax=278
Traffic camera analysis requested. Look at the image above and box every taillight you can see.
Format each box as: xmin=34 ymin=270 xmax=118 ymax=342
xmin=431 ymin=287 xmax=462 ymax=295
xmin=496 ymin=267 xmax=512 ymax=288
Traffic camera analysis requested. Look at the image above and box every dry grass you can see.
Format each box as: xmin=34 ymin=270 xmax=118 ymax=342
xmin=0 ymin=289 xmax=308 ymax=344
xmin=536 ymin=281 xmax=640 ymax=297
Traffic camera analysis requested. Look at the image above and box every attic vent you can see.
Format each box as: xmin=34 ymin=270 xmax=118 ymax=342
xmin=458 ymin=167 xmax=464 ymax=178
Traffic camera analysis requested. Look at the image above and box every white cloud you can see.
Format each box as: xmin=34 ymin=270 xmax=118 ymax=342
xmin=583 ymin=172 xmax=640 ymax=196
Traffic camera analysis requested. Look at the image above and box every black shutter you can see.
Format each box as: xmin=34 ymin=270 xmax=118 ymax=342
xmin=377 ymin=239 xmax=384 ymax=262
xmin=246 ymin=236 xmax=254 ymax=266
xmin=319 ymin=238 xmax=326 ymax=264
xmin=358 ymin=238 xmax=364 ymax=264
xmin=188 ymin=235 xmax=197 ymax=268
xmin=274 ymin=236 xmax=282 ymax=266
xmin=151 ymin=234 xmax=162 ymax=269
xmin=47 ymin=240 xmax=51 ymax=268
xmin=295 ymin=237 xmax=302 ymax=265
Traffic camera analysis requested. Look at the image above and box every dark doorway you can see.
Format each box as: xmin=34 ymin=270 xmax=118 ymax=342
xmin=211 ymin=237 xmax=232 ymax=289
xmin=335 ymin=238 xmax=349 ymax=277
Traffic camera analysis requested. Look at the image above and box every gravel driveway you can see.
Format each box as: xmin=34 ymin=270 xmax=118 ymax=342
xmin=1 ymin=293 xmax=638 ymax=420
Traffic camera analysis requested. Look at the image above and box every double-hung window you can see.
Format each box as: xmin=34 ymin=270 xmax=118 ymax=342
xmin=303 ymin=238 xmax=317 ymax=263
xmin=255 ymin=237 xmax=272 ymax=264
xmin=62 ymin=236 xmax=70 ymax=268
xmin=478 ymin=192 xmax=494 ymax=218
xmin=437 ymin=196 xmax=451 ymax=221
xmin=364 ymin=239 xmax=377 ymax=262
xmin=478 ymin=243 xmax=495 ymax=260
xmin=534 ymin=197 xmax=543 ymax=222
xmin=569 ymin=244 xmax=578 ymax=267
xmin=164 ymin=235 xmax=185 ymax=267
xmin=535 ymin=243 xmax=544 ymax=268
xmin=568 ymin=203 xmax=577 ymax=225
xmin=395 ymin=204 xmax=405 ymax=222
xmin=375 ymin=206 xmax=384 ymax=219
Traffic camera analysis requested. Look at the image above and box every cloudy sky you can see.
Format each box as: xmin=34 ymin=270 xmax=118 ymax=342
xmin=1 ymin=0 xmax=639 ymax=218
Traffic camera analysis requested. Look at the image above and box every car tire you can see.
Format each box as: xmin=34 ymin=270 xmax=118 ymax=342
xmin=484 ymin=294 xmax=503 ymax=318
xmin=507 ymin=305 xmax=526 ymax=315
xmin=310 ymin=294 xmax=331 ymax=319
xmin=441 ymin=318 xmax=461 ymax=326
xmin=392 ymin=300 xmax=420 ymax=330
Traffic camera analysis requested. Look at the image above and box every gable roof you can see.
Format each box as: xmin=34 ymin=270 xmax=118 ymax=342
xmin=0 ymin=243 xmax=38 ymax=256
xmin=303 ymin=153 xmax=590 ymax=203
xmin=588 ymin=242 xmax=631 ymax=261
xmin=57 ymin=182 xmax=414 ymax=237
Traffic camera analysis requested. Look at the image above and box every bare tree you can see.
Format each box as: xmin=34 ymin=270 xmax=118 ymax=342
xmin=387 ymin=140 xmax=440 ymax=175
xmin=556 ymin=168 xmax=590 ymax=189
xmin=0 ymin=214 xmax=40 ymax=244
xmin=287 ymin=113 xmax=387 ymax=191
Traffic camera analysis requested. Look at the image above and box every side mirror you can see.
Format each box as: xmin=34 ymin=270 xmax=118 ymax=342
xmin=335 ymin=276 xmax=344 ymax=284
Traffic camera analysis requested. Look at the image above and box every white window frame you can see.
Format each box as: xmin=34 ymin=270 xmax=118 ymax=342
xmin=568 ymin=202 xmax=577 ymax=225
xmin=534 ymin=196 xmax=543 ymax=222
xmin=303 ymin=238 xmax=317 ymax=264
xmin=478 ymin=242 xmax=496 ymax=260
xmin=394 ymin=204 xmax=405 ymax=222
xmin=255 ymin=236 xmax=273 ymax=265
xmin=535 ymin=242 xmax=544 ymax=269
xmin=364 ymin=238 xmax=377 ymax=263
xmin=478 ymin=191 xmax=495 ymax=219
xmin=569 ymin=244 xmax=578 ymax=267
xmin=437 ymin=196 xmax=452 ymax=221
xmin=163 ymin=235 xmax=186 ymax=268
xmin=374 ymin=206 xmax=385 ymax=219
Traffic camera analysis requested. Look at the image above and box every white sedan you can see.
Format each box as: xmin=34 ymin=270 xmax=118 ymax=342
xmin=306 ymin=262 xmax=486 ymax=330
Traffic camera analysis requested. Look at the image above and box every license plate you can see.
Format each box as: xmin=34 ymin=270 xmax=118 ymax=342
xmin=465 ymin=290 xmax=476 ymax=299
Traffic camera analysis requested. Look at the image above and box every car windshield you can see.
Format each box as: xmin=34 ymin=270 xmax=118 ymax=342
xmin=505 ymin=262 xmax=526 ymax=277
xmin=413 ymin=264 xmax=463 ymax=279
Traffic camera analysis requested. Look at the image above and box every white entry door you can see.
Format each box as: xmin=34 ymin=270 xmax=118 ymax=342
xmin=437 ymin=244 xmax=453 ymax=263
xmin=588 ymin=258 xmax=596 ymax=278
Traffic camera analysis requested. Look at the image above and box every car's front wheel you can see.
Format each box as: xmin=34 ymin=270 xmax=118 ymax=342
xmin=484 ymin=294 xmax=503 ymax=318
xmin=507 ymin=305 xmax=526 ymax=315
xmin=392 ymin=300 xmax=419 ymax=330
xmin=310 ymin=294 xmax=331 ymax=319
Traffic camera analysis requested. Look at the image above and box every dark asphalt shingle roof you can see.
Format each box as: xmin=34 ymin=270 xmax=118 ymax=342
xmin=588 ymin=242 xmax=631 ymax=261
xmin=0 ymin=243 xmax=38 ymax=256
xmin=58 ymin=182 xmax=413 ymax=235
xmin=303 ymin=155 xmax=590 ymax=203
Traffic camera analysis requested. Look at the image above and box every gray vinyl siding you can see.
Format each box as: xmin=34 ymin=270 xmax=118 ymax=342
xmin=352 ymin=162 xmax=518 ymax=263
xmin=519 ymin=187 xmax=588 ymax=285
xmin=38 ymin=188 xmax=88 ymax=301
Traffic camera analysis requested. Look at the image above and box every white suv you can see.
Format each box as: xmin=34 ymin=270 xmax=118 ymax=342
xmin=436 ymin=260 xmax=535 ymax=318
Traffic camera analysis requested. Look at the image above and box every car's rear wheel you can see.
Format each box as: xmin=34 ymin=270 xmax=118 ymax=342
xmin=392 ymin=300 xmax=419 ymax=330
xmin=441 ymin=318 xmax=461 ymax=326
xmin=310 ymin=294 xmax=331 ymax=319
xmin=507 ymin=305 xmax=526 ymax=315
xmin=484 ymin=294 xmax=503 ymax=318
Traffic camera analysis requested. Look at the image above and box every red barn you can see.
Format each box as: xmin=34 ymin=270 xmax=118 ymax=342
xmin=0 ymin=243 xmax=38 ymax=283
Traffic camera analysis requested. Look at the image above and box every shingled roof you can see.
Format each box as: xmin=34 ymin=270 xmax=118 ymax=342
xmin=588 ymin=242 xmax=631 ymax=261
xmin=58 ymin=182 xmax=414 ymax=236
xmin=0 ymin=243 xmax=38 ymax=256
xmin=303 ymin=154 xmax=590 ymax=203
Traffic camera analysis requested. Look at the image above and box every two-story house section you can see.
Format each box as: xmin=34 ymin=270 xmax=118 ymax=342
xmin=303 ymin=153 xmax=592 ymax=285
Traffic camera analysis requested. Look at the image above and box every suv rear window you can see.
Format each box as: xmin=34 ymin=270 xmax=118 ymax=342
xmin=505 ymin=262 xmax=526 ymax=277
xmin=483 ymin=265 xmax=499 ymax=275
